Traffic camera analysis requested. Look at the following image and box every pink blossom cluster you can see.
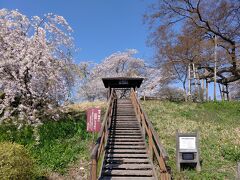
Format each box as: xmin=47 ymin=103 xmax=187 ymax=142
xmin=79 ymin=49 xmax=163 ymax=100
xmin=0 ymin=9 xmax=74 ymax=125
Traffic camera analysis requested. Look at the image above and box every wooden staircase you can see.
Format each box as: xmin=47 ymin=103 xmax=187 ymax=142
xmin=99 ymin=99 xmax=156 ymax=179
xmin=90 ymin=89 xmax=171 ymax=180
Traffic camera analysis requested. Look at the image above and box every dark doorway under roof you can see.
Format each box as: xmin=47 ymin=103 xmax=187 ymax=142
xmin=102 ymin=77 xmax=144 ymax=89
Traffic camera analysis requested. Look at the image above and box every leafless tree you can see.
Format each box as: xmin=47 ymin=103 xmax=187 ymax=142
xmin=146 ymin=0 xmax=240 ymax=91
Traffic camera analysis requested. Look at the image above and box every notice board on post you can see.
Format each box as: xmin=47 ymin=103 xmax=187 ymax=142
xmin=86 ymin=108 xmax=101 ymax=132
xmin=176 ymin=130 xmax=201 ymax=172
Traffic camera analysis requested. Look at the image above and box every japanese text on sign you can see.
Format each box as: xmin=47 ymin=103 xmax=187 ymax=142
xmin=86 ymin=108 xmax=101 ymax=132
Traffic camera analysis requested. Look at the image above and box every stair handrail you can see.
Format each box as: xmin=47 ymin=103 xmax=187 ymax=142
xmin=130 ymin=89 xmax=171 ymax=179
xmin=90 ymin=89 xmax=117 ymax=180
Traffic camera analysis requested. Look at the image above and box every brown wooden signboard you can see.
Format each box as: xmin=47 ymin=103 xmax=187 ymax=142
xmin=87 ymin=108 xmax=101 ymax=132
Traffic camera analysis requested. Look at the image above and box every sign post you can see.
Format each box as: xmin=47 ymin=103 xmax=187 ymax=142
xmin=87 ymin=108 xmax=101 ymax=132
xmin=87 ymin=107 xmax=101 ymax=151
xmin=176 ymin=130 xmax=201 ymax=172
xmin=237 ymin=162 xmax=240 ymax=180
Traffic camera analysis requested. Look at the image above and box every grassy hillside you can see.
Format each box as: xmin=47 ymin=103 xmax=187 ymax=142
xmin=0 ymin=100 xmax=238 ymax=179
xmin=142 ymin=100 xmax=240 ymax=179
xmin=0 ymin=101 xmax=106 ymax=179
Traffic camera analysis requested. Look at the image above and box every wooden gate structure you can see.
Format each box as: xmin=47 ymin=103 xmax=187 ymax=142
xmin=90 ymin=77 xmax=171 ymax=180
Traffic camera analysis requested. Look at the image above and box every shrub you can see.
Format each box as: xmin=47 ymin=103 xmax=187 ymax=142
xmin=0 ymin=124 xmax=34 ymax=146
xmin=157 ymin=86 xmax=186 ymax=102
xmin=0 ymin=142 xmax=37 ymax=179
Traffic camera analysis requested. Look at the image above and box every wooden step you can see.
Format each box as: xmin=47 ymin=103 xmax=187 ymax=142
xmin=105 ymin=158 xmax=150 ymax=164
xmin=106 ymin=145 xmax=145 ymax=149
xmin=111 ymin=127 xmax=140 ymax=129
xmin=104 ymin=163 xmax=152 ymax=170
xmin=115 ymin=115 xmax=136 ymax=116
xmin=117 ymin=107 xmax=134 ymax=112
xmin=112 ymin=121 xmax=138 ymax=123
xmin=106 ymin=154 xmax=149 ymax=158
xmin=107 ymin=142 xmax=145 ymax=145
xmin=108 ymin=139 xmax=143 ymax=142
xmin=109 ymin=134 xmax=142 ymax=137
xmin=114 ymin=119 xmax=137 ymax=121
xmin=109 ymin=133 xmax=142 ymax=136
xmin=117 ymin=107 xmax=133 ymax=108
xmin=112 ymin=119 xmax=137 ymax=121
xmin=106 ymin=149 xmax=146 ymax=154
xmin=111 ymin=129 xmax=140 ymax=131
xmin=102 ymin=169 xmax=153 ymax=176
xmin=111 ymin=128 xmax=140 ymax=130
xmin=109 ymin=133 xmax=142 ymax=135
xmin=111 ymin=126 xmax=139 ymax=128
xmin=112 ymin=121 xmax=139 ymax=125
xmin=111 ymin=124 xmax=139 ymax=126
xmin=108 ymin=136 xmax=142 ymax=139
xmin=111 ymin=121 xmax=139 ymax=125
xmin=110 ymin=130 xmax=141 ymax=132
xmin=117 ymin=109 xmax=134 ymax=110
xmin=116 ymin=111 xmax=134 ymax=112
xmin=112 ymin=125 xmax=139 ymax=127
xmin=111 ymin=129 xmax=140 ymax=132
xmin=116 ymin=113 xmax=135 ymax=115
xmin=114 ymin=116 xmax=137 ymax=118
xmin=110 ymin=125 xmax=140 ymax=128
xmin=113 ymin=119 xmax=138 ymax=121
xmin=101 ymin=177 xmax=155 ymax=180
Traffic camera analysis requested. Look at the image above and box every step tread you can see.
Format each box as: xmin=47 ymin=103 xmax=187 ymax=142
xmin=108 ymin=135 xmax=143 ymax=138
xmin=106 ymin=145 xmax=146 ymax=149
xmin=106 ymin=154 xmax=149 ymax=158
xmin=104 ymin=163 xmax=153 ymax=170
xmin=102 ymin=169 xmax=153 ymax=176
xmin=108 ymin=139 xmax=143 ymax=142
xmin=101 ymin=177 xmax=155 ymax=180
xmin=106 ymin=149 xmax=147 ymax=153
xmin=105 ymin=158 xmax=150 ymax=163
xmin=107 ymin=141 xmax=145 ymax=146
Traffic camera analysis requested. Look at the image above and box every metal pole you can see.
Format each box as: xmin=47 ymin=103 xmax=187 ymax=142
xmin=226 ymin=84 xmax=229 ymax=101
xmin=188 ymin=63 xmax=191 ymax=98
xmin=206 ymin=79 xmax=208 ymax=101
xmin=214 ymin=35 xmax=217 ymax=101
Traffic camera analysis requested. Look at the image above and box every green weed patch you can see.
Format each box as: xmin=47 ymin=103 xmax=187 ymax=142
xmin=142 ymin=100 xmax=240 ymax=179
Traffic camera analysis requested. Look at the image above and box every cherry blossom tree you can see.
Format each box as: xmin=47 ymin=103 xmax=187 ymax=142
xmin=79 ymin=49 xmax=164 ymax=100
xmin=0 ymin=9 xmax=75 ymax=125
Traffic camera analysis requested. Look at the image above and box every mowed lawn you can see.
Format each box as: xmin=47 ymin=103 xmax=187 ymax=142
xmin=142 ymin=100 xmax=240 ymax=179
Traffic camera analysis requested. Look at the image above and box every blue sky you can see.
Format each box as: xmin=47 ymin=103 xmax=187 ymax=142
xmin=0 ymin=0 xmax=155 ymax=64
xmin=0 ymin=0 xmax=219 ymax=99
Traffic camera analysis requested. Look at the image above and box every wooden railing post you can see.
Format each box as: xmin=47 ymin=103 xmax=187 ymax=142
xmin=91 ymin=159 xmax=97 ymax=180
xmin=130 ymin=88 xmax=171 ymax=179
xmin=142 ymin=122 xmax=146 ymax=140
xmin=149 ymin=130 xmax=153 ymax=161
xmin=90 ymin=89 xmax=117 ymax=180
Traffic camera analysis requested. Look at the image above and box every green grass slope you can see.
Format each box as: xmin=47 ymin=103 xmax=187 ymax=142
xmin=142 ymin=100 xmax=240 ymax=179
xmin=0 ymin=101 xmax=106 ymax=178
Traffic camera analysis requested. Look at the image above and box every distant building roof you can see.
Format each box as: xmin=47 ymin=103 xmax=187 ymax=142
xmin=102 ymin=77 xmax=144 ymax=89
